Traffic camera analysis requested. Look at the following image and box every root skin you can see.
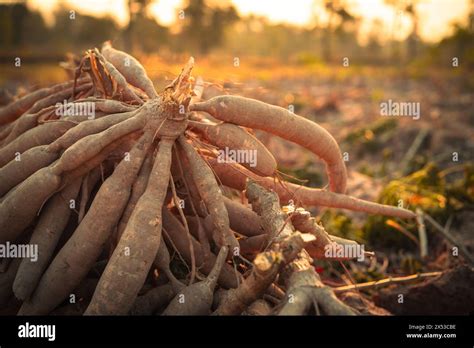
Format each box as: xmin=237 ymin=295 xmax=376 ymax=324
xmin=85 ymin=139 xmax=173 ymax=315
xmin=162 ymin=246 xmax=228 ymax=315
xmin=0 ymin=121 xmax=75 ymax=168
xmin=102 ymin=41 xmax=158 ymax=99
xmin=189 ymin=120 xmax=276 ymax=176
xmin=0 ymin=166 xmax=62 ymax=244
xmin=210 ymin=160 xmax=415 ymax=219
xmin=179 ymin=136 xmax=239 ymax=253
xmin=13 ymin=179 xmax=82 ymax=300
xmin=0 ymin=145 xmax=59 ymax=197
xmin=191 ymin=95 xmax=347 ymax=193
xmin=18 ymin=132 xmax=153 ymax=315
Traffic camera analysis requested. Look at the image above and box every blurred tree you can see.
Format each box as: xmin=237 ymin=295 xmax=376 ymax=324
xmin=322 ymin=0 xmax=336 ymax=61
xmin=123 ymin=0 xmax=169 ymax=53
xmin=470 ymin=0 xmax=474 ymax=31
xmin=125 ymin=0 xmax=149 ymax=52
xmin=0 ymin=3 xmax=28 ymax=48
xmin=10 ymin=3 xmax=27 ymax=46
xmin=385 ymin=0 xmax=420 ymax=61
xmin=314 ymin=0 xmax=356 ymax=62
xmin=406 ymin=2 xmax=419 ymax=58
xmin=435 ymin=24 xmax=474 ymax=70
xmin=131 ymin=15 xmax=169 ymax=53
xmin=53 ymin=7 xmax=119 ymax=51
xmin=0 ymin=3 xmax=49 ymax=52
xmin=22 ymin=9 xmax=49 ymax=46
xmin=366 ymin=19 xmax=384 ymax=64
xmin=179 ymin=0 xmax=238 ymax=54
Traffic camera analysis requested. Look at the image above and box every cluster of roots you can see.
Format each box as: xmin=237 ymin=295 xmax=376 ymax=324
xmin=0 ymin=42 xmax=415 ymax=315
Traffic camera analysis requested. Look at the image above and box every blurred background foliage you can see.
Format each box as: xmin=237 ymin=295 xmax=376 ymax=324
xmin=0 ymin=0 xmax=472 ymax=67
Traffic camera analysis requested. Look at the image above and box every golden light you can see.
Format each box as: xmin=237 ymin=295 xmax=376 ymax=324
xmin=26 ymin=0 xmax=471 ymax=43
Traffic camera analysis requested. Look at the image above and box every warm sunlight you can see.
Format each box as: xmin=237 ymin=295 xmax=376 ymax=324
xmin=26 ymin=0 xmax=470 ymax=43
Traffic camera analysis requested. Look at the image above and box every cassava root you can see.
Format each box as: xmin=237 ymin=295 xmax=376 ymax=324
xmin=0 ymin=43 xmax=417 ymax=317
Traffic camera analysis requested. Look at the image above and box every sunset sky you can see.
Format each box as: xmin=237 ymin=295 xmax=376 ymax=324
xmin=25 ymin=0 xmax=471 ymax=43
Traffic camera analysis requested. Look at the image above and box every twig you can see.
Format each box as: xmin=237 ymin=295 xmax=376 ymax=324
xmin=444 ymin=214 xmax=453 ymax=232
xmin=333 ymin=271 xmax=442 ymax=292
xmin=385 ymin=219 xmax=419 ymax=245
xmin=400 ymin=128 xmax=429 ymax=175
xmin=438 ymin=165 xmax=467 ymax=178
xmin=424 ymin=213 xmax=474 ymax=266
xmin=416 ymin=208 xmax=428 ymax=258
xmin=162 ymin=227 xmax=189 ymax=274
xmin=169 ymin=174 xmax=196 ymax=285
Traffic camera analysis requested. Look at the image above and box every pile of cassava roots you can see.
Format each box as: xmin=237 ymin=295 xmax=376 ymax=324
xmin=0 ymin=42 xmax=417 ymax=315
